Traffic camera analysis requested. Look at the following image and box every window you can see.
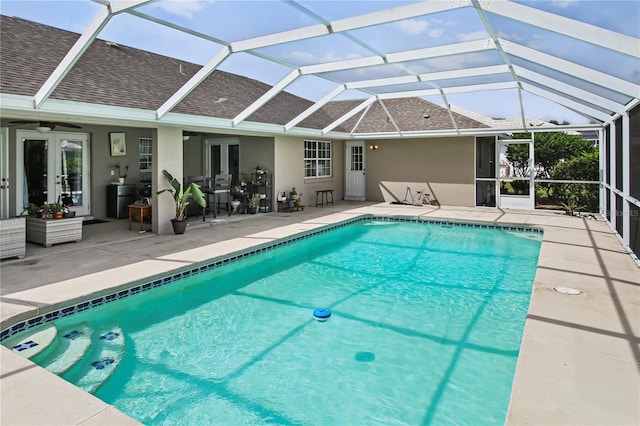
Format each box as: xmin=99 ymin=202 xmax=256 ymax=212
xmin=304 ymin=140 xmax=331 ymax=178
xmin=350 ymin=145 xmax=363 ymax=171
xmin=139 ymin=137 xmax=152 ymax=182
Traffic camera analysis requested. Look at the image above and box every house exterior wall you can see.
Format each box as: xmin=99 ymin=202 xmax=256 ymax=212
xmin=365 ymin=136 xmax=475 ymax=206
xmin=274 ymin=135 xmax=345 ymax=206
xmin=1 ymin=122 xmax=155 ymax=218
xmin=92 ymin=126 xmax=154 ymax=217
xmin=183 ymin=136 xmax=203 ymax=177
xmin=3 ymin=119 xmax=475 ymax=220
xmin=239 ymin=136 xmax=274 ymax=178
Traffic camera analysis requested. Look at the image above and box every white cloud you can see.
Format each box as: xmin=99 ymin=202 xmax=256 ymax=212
xmin=284 ymin=50 xmax=360 ymax=64
xmin=496 ymin=31 xmax=524 ymax=43
xmin=428 ymin=29 xmax=444 ymax=38
xmin=457 ymin=30 xmax=488 ymax=42
xmin=152 ymin=0 xmax=209 ymax=19
xmin=393 ymin=18 xmax=430 ymax=35
xmin=551 ymin=0 xmax=579 ymax=9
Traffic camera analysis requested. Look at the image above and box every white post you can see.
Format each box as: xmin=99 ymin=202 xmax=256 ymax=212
xmin=152 ymin=127 xmax=183 ymax=235
xmin=529 ymin=133 xmax=535 ymax=210
xmin=598 ymin=127 xmax=605 ymax=216
xmin=609 ymin=120 xmax=617 ymax=230
xmin=622 ymin=112 xmax=630 ymax=246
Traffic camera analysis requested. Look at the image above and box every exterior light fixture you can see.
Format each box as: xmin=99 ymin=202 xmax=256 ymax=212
xmin=182 ymin=135 xmax=190 ymax=141
xmin=369 ymin=144 xmax=379 ymax=151
xmin=35 ymin=126 xmax=51 ymax=133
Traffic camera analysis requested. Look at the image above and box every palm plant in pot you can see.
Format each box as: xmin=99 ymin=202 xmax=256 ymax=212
xmin=155 ymin=170 xmax=206 ymax=234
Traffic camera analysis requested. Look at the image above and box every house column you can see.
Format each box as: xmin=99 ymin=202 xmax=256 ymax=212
xmin=152 ymin=126 xmax=183 ymax=234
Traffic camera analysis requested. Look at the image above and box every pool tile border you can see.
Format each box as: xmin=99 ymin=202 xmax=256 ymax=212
xmin=0 ymin=216 xmax=542 ymax=342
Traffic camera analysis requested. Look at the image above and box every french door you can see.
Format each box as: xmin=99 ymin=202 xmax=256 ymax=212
xmin=1 ymin=128 xmax=9 ymax=218
xmin=17 ymin=130 xmax=91 ymax=215
xmin=205 ymin=138 xmax=239 ymax=184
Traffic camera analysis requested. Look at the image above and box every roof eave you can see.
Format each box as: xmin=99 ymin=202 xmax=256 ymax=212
xmin=0 ymin=94 xmax=352 ymax=139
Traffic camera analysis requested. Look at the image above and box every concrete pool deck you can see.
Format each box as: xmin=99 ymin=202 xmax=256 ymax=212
xmin=1 ymin=203 xmax=638 ymax=425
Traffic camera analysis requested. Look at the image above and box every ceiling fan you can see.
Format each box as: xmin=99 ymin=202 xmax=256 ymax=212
xmin=9 ymin=120 xmax=82 ymax=132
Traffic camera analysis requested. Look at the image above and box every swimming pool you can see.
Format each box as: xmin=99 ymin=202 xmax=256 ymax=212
xmin=3 ymin=217 xmax=542 ymax=425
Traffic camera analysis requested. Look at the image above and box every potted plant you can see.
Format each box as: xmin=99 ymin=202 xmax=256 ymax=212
xmin=51 ymin=195 xmax=64 ymax=219
xmin=114 ymin=162 xmax=129 ymax=184
xmin=288 ymin=187 xmax=297 ymax=208
xmin=23 ymin=203 xmax=41 ymax=218
xmin=155 ymin=170 xmax=206 ymax=234
xmin=41 ymin=203 xmax=52 ymax=219
xmin=248 ymin=193 xmax=261 ymax=214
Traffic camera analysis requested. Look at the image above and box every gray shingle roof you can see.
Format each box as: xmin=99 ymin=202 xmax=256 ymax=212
xmin=0 ymin=15 xmax=487 ymax=133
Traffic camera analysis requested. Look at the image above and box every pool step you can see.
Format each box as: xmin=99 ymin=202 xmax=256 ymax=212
xmin=34 ymin=323 xmax=93 ymax=375
xmin=4 ymin=324 xmax=57 ymax=359
xmin=63 ymin=326 xmax=125 ymax=394
xmin=4 ymin=323 xmax=126 ymax=394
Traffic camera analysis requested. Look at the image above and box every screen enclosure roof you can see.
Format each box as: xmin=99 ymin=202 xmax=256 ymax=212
xmin=1 ymin=0 xmax=638 ymax=139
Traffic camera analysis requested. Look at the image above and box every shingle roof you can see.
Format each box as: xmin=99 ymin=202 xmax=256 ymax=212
xmin=0 ymin=15 xmax=487 ymax=134
xmin=448 ymin=105 xmax=555 ymax=129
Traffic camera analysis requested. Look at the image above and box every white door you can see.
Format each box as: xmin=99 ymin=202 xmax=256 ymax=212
xmin=17 ymin=130 xmax=91 ymax=215
xmin=0 ymin=128 xmax=9 ymax=218
xmin=345 ymin=141 xmax=366 ymax=201
xmin=498 ymin=140 xmax=534 ymax=210
xmin=205 ymin=137 xmax=239 ymax=182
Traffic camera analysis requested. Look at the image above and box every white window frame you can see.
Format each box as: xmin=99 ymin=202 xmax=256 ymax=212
xmin=139 ymin=137 xmax=152 ymax=181
xmin=304 ymin=140 xmax=332 ymax=179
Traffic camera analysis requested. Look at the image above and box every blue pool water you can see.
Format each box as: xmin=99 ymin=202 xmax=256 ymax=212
xmin=6 ymin=218 xmax=542 ymax=425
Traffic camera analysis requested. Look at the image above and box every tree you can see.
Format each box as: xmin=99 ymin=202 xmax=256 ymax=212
xmin=506 ymin=132 xmax=599 ymax=209
xmin=532 ymin=132 xmax=595 ymax=180
xmin=551 ymin=150 xmax=599 ymax=211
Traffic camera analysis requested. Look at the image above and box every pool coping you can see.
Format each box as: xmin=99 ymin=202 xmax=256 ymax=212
xmin=1 ymin=205 xmax=638 ymax=425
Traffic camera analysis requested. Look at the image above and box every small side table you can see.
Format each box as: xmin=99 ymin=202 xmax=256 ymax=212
xmin=315 ymin=190 xmax=334 ymax=207
xmin=128 ymin=204 xmax=151 ymax=231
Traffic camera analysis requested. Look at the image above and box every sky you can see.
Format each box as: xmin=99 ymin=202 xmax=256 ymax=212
xmin=1 ymin=0 xmax=638 ymax=126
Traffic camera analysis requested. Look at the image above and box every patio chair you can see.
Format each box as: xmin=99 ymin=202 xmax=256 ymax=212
xmin=210 ymin=174 xmax=232 ymax=218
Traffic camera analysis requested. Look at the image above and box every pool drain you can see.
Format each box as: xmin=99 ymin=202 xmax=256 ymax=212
xmin=355 ymin=351 xmax=375 ymax=362
xmin=553 ymin=286 xmax=583 ymax=295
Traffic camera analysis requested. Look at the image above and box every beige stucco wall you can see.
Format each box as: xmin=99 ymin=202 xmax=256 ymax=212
xmin=239 ymin=136 xmax=274 ymax=178
xmin=183 ymin=135 xmax=203 ymax=177
xmin=365 ymin=136 xmax=475 ymax=206
xmin=274 ymin=135 xmax=345 ymax=207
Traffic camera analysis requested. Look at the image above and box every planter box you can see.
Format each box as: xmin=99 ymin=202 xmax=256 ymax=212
xmin=26 ymin=217 xmax=83 ymax=248
xmin=1 ymin=217 xmax=26 ymax=259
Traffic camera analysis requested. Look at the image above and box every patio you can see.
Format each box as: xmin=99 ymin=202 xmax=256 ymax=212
xmin=1 ymin=203 xmax=638 ymax=425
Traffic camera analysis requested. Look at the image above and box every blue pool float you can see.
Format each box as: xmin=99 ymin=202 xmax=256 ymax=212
xmin=313 ymin=308 xmax=331 ymax=322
